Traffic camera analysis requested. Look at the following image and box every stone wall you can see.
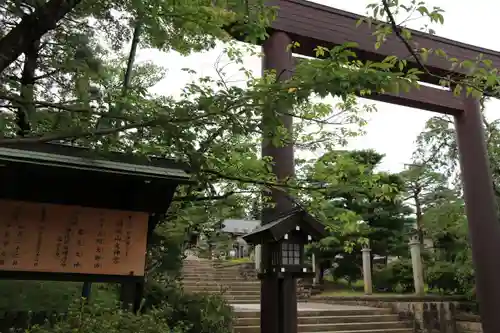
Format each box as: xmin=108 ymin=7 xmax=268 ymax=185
xmin=310 ymin=295 xmax=471 ymax=333
xmin=455 ymin=313 xmax=482 ymax=333
xmin=237 ymin=263 xmax=258 ymax=279
xmin=296 ymin=278 xmax=314 ymax=299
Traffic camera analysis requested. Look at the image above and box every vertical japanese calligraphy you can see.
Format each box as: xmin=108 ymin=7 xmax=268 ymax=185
xmin=12 ymin=206 xmax=22 ymax=268
xmin=0 ymin=199 xmax=148 ymax=276
xmin=125 ymin=215 xmax=133 ymax=258
xmin=113 ymin=217 xmax=123 ymax=264
xmin=94 ymin=215 xmax=105 ymax=269
xmin=33 ymin=207 xmax=45 ymax=268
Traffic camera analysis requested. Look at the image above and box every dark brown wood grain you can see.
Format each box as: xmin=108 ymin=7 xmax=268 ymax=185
xmin=267 ymin=0 xmax=500 ymax=84
xmin=292 ymin=56 xmax=463 ymax=114
xmin=364 ymin=84 xmax=463 ymax=115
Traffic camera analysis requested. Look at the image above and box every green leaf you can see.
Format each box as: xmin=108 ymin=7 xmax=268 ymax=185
xmin=453 ymin=84 xmax=463 ymax=96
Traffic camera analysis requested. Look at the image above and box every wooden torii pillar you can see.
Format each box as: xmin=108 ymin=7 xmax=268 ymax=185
xmin=260 ymin=31 xmax=297 ymax=333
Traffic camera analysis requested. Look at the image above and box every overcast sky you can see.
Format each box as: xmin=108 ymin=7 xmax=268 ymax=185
xmin=138 ymin=0 xmax=500 ymax=173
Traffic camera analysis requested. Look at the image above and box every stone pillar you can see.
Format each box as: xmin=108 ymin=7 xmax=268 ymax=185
xmin=361 ymin=245 xmax=373 ymax=295
xmin=409 ymin=234 xmax=425 ymax=296
xmin=312 ymin=253 xmax=317 ymax=285
xmin=455 ymin=94 xmax=500 ymax=333
xmin=255 ymin=245 xmax=262 ymax=271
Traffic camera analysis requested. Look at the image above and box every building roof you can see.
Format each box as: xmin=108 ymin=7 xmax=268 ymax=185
xmin=0 ymin=143 xmax=192 ymax=212
xmin=222 ymin=219 xmax=260 ymax=235
xmin=0 ymin=143 xmax=190 ymax=180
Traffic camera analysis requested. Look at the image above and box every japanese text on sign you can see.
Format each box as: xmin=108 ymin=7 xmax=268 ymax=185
xmin=0 ymin=199 xmax=148 ymax=276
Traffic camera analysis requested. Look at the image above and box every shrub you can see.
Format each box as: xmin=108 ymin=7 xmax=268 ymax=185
xmin=372 ymin=259 xmax=414 ymax=293
xmin=143 ymin=279 xmax=233 ymax=333
xmin=24 ymin=299 xmax=184 ymax=333
xmin=372 ymin=264 xmax=395 ymax=292
xmin=0 ymin=281 xmax=117 ymax=313
xmin=330 ymin=254 xmax=362 ymax=288
xmin=425 ymin=260 xmax=475 ymax=296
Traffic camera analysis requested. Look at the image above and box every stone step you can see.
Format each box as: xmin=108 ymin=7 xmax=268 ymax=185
xmin=184 ymin=287 xmax=261 ymax=293
xmin=182 ymin=269 xmax=214 ymax=272
xmin=183 ymin=268 xmax=239 ymax=271
xmin=185 ymin=289 xmax=260 ymax=297
xmin=294 ymin=328 xmax=414 ymax=333
xmin=233 ymin=321 xmax=410 ymax=332
xmin=235 ymin=309 xmax=392 ymax=318
xmin=182 ymin=273 xmax=250 ymax=280
xmin=183 ymin=279 xmax=257 ymax=284
xmin=187 ymin=288 xmax=260 ymax=297
xmin=184 ymin=265 xmax=247 ymax=270
xmin=183 ymin=272 xmax=252 ymax=276
xmin=184 ymin=286 xmax=260 ymax=295
xmin=200 ymin=290 xmax=261 ymax=295
xmin=183 ymin=283 xmax=260 ymax=289
xmin=224 ymin=295 xmax=261 ymax=300
xmin=183 ymin=282 xmax=260 ymax=286
xmin=187 ymin=270 xmax=251 ymax=272
xmin=228 ymin=300 xmax=261 ymax=304
xmin=183 ymin=278 xmax=258 ymax=283
xmin=236 ymin=315 xmax=400 ymax=325
xmin=182 ymin=265 xmax=215 ymax=268
xmin=182 ymin=281 xmax=260 ymax=286
xmin=185 ymin=289 xmax=260 ymax=295
xmin=183 ymin=261 xmax=215 ymax=264
xmin=182 ymin=272 xmax=252 ymax=280
xmin=184 ymin=287 xmax=260 ymax=295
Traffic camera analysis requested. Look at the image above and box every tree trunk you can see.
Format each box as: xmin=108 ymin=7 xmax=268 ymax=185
xmin=0 ymin=0 xmax=82 ymax=74
xmin=16 ymin=39 xmax=40 ymax=136
xmin=122 ymin=21 xmax=142 ymax=94
xmin=414 ymin=191 xmax=425 ymax=244
xmin=319 ymin=261 xmax=329 ymax=285
xmin=96 ymin=20 xmax=142 ymax=134
xmin=314 ymin=261 xmax=321 ymax=285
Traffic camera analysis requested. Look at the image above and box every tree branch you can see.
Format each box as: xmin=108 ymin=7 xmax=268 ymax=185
xmin=0 ymin=111 xmax=218 ymax=145
xmin=200 ymin=168 xmax=324 ymax=192
xmin=0 ymin=0 xmax=82 ymax=74
xmin=379 ymin=0 xmax=489 ymax=96
xmin=380 ymin=0 xmax=431 ymax=77
xmin=0 ymin=119 xmax=156 ymax=144
xmin=173 ymin=190 xmax=258 ymax=202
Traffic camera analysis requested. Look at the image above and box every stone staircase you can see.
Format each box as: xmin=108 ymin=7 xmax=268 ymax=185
xmin=182 ymin=257 xmax=261 ymax=303
xmin=233 ymin=305 xmax=414 ymax=333
xmin=181 ymin=258 xmax=413 ymax=333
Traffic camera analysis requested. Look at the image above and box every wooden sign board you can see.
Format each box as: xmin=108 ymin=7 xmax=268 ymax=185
xmin=0 ymin=199 xmax=149 ymax=276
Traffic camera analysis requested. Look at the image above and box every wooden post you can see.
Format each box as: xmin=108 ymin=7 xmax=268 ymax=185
xmin=261 ymin=31 xmax=296 ymax=333
xmin=455 ymin=95 xmax=500 ymax=333
xmin=81 ymin=281 xmax=92 ymax=300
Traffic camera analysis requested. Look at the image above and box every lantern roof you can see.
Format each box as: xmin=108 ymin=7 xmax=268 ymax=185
xmin=242 ymin=207 xmax=326 ymax=245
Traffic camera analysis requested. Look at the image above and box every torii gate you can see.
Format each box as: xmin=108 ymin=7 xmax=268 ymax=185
xmin=232 ymin=1 xmax=500 ymax=333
